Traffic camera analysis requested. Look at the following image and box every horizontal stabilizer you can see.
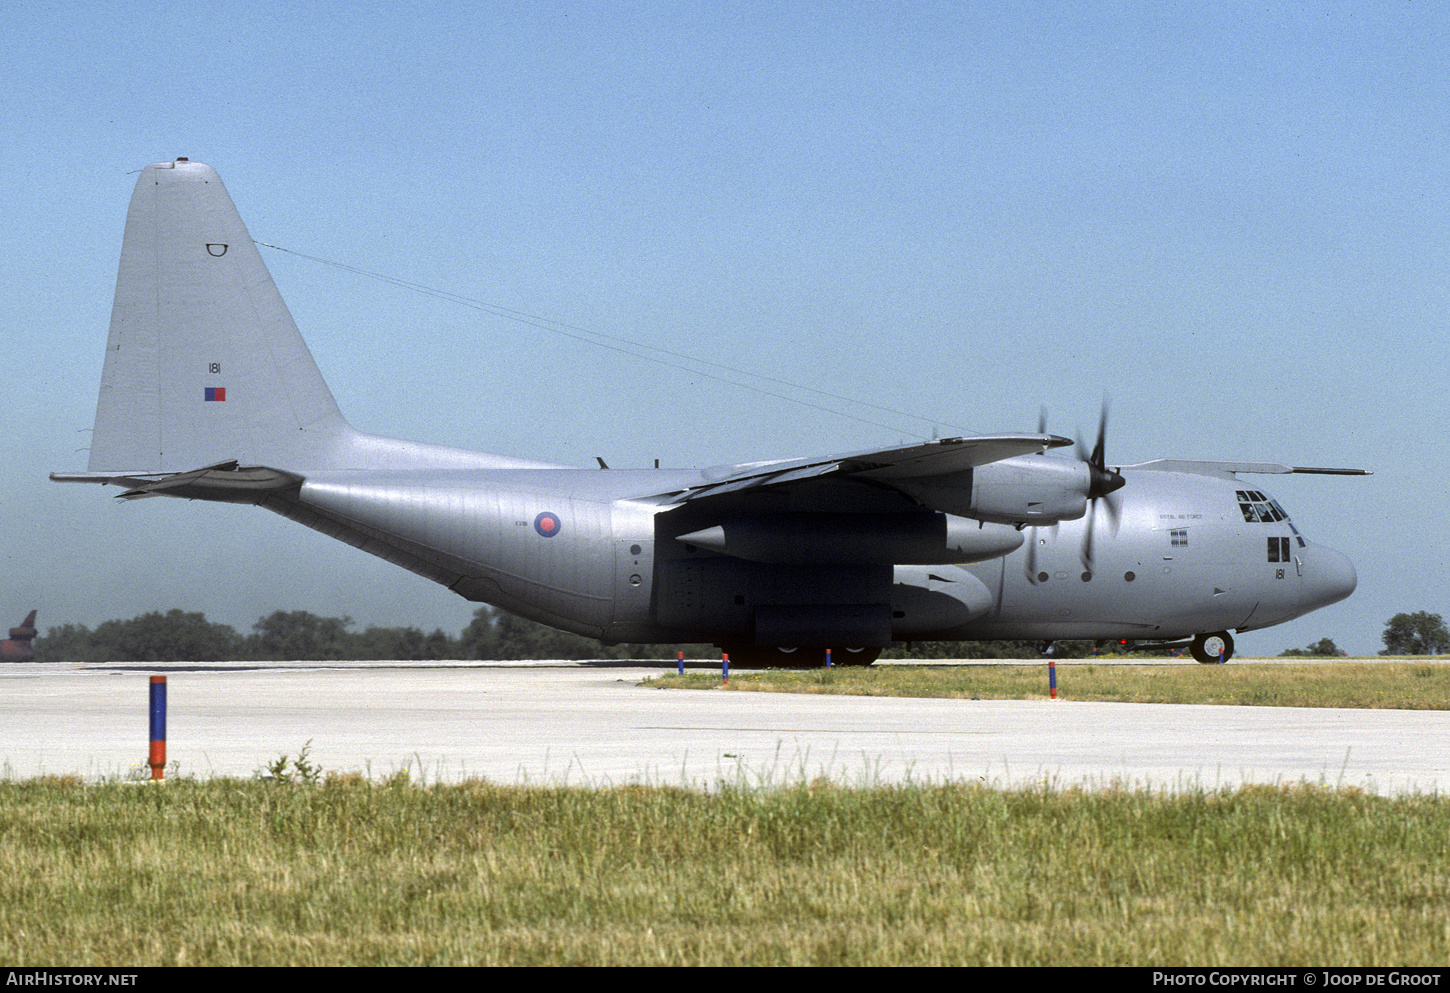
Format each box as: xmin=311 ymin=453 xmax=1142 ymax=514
xmin=52 ymin=461 xmax=303 ymax=502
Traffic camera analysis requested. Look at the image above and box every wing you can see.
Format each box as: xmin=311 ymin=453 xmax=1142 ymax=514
xmin=1121 ymin=459 xmax=1373 ymax=478
xmin=646 ymin=434 xmax=1072 ymax=503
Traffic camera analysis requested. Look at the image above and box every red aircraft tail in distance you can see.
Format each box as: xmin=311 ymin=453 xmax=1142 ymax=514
xmin=2 ymin=610 xmax=36 ymax=662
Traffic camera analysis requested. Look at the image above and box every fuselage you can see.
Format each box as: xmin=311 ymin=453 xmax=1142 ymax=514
xmin=283 ymin=458 xmax=1356 ymax=648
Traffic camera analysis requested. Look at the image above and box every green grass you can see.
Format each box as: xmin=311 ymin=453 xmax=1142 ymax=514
xmin=2 ymin=776 xmax=1448 ymax=966
xmin=647 ymin=662 xmax=1450 ymax=709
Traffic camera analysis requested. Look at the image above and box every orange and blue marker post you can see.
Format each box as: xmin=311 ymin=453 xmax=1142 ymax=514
xmin=722 ymin=652 xmax=729 ymax=684
xmin=678 ymin=650 xmax=684 ymax=675
xmin=148 ymin=675 xmax=166 ymax=780
xmin=1048 ymin=658 xmax=1057 ymax=700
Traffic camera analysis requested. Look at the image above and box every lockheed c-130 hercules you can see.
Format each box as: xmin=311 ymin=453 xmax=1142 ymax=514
xmin=53 ymin=159 xmax=1368 ymax=665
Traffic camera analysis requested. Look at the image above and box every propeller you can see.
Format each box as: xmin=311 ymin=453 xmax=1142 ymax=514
xmin=1075 ymin=403 xmax=1124 ymax=572
xmin=1025 ymin=403 xmax=1125 ymax=581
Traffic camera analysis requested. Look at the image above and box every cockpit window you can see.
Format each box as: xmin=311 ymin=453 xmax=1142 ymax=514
xmin=1237 ymin=490 xmax=1288 ymax=524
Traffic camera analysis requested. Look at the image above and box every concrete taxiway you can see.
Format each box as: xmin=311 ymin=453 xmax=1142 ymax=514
xmin=1 ymin=660 xmax=1445 ymax=793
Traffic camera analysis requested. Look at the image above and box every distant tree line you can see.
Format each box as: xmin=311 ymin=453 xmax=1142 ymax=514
xmin=31 ymin=608 xmax=1150 ymax=664
xmin=1278 ymin=638 xmax=1345 ymax=658
xmin=41 ymin=607 xmax=1429 ymax=663
xmin=33 ymin=608 xmax=716 ymax=664
xmin=1280 ymin=612 xmax=1450 ymax=658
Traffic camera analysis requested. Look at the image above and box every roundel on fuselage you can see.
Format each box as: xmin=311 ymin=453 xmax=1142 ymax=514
xmin=533 ymin=511 xmax=562 ymax=537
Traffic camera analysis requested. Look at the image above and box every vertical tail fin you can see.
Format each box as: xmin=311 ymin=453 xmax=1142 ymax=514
xmin=3 ymin=610 xmax=37 ymax=662
xmin=9 ymin=611 xmax=37 ymax=642
xmin=88 ymin=159 xmax=351 ymax=472
xmin=77 ymin=159 xmax=557 ymax=478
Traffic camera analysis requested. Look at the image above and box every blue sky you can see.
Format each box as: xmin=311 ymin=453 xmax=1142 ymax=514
xmin=3 ymin=1 xmax=1443 ymax=655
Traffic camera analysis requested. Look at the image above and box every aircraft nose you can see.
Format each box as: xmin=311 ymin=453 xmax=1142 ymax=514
xmin=1300 ymin=543 xmax=1357 ymax=610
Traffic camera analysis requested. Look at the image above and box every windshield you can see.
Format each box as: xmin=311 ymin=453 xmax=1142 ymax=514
xmin=1235 ymin=489 xmax=1289 ymax=524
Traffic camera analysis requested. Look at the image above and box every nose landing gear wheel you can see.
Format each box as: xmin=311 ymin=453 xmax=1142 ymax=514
xmin=1190 ymin=631 xmax=1234 ymax=664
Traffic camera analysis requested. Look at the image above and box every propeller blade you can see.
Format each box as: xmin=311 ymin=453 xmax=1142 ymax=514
xmin=1102 ymin=488 xmax=1122 ymax=536
xmin=1091 ymin=403 xmax=1108 ymax=468
xmin=1080 ymin=490 xmax=1123 ymax=570
xmin=1077 ymin=400 xmax=1123 ymax=571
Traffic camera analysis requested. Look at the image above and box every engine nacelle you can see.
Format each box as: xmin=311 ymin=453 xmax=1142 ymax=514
xmin=887 ymin=454 xmax=1121 ymax=526
xmin=969 ymin=456 xmax=1093 ymax=524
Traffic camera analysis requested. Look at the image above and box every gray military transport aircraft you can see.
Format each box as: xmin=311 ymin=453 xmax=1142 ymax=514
xmin=53 ymin=159 xmax=1368 ymax=665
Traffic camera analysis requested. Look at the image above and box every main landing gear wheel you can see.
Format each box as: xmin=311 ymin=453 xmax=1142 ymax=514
xmin=720 ymin=646 xmax=881 ymax=668
xmin=830 ymin=647 xmax=881 ymax=667
xmin=721 ymin=645 xmax=817 ymax=668
xmin=1190 ymin=631 xmax=1234 ymax=664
